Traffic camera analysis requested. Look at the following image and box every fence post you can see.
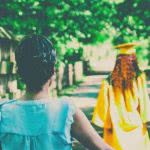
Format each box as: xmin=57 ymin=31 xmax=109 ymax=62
xmin=74 ymin=61 xmax=83 ymax=82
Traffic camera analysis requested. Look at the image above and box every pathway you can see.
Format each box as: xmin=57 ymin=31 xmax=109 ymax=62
xmin=61 ymin=75 xmax=107 ymax=108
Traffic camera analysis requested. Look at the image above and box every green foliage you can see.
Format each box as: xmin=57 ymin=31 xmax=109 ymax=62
xmin=111 ymin=0 xmax=149 ymax=65
xmin=63 ymin=47 xmax=83 ymax=64
xmin=112 ymin=0 xmax=149 ymax=44
xmin=0 ymin=0 xmax=115 ymax=63
xmin=0 ymin=0 xmax=114 ymax=42
xmin=0 ymin=0 xmax=149 ymax=65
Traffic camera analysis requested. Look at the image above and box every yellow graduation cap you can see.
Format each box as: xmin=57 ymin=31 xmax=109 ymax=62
xmin=115 ymin=42 xmax=139 ymax=55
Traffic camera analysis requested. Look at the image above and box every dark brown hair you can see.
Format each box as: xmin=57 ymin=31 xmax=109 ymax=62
xmin=15 ymin=34 xmax=56 ymax=92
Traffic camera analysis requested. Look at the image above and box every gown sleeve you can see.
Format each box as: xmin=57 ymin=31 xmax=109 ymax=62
xmin=92 ymin=80 xmax=111 ymax=128
xmin=137 ymin=73 xmax=150 ymax=123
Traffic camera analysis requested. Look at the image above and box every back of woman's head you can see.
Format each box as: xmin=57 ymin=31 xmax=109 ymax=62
xmin=111 ymin=54 xmax=140 ymax=89
xmin=15 ymin=34 xmax=56 ymax=92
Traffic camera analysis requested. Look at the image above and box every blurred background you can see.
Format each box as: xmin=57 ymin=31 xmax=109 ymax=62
xmin=0 ymin=0 xmax=149 ymax=98
xmin=0 ymin=0 xmax=149 ymax=149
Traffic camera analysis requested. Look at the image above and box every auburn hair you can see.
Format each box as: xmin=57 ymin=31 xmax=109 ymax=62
xmin=111 ymin=54 xmax=141 ymax=89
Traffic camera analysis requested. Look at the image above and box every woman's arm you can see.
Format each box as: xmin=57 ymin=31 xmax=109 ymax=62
xmin=71 ymin=108 xmax=113 ymax=150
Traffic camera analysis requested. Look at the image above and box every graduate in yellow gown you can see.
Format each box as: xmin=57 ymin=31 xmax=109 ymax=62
xmin=92 ymin=43 xmax=150 ymax=150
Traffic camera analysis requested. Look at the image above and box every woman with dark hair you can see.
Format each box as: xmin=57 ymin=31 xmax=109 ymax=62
xmin=0 ymin=35 xmax=113 ymax=150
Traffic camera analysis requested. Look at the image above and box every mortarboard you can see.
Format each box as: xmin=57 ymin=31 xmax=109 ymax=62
xmin=115 ymin=42 xmax=139 ymax=55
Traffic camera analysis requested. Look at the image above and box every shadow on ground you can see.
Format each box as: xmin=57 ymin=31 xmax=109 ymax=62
xmin=66 ymin=92 xmax=98 ymax=98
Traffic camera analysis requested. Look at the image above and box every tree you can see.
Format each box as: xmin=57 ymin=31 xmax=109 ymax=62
xmin=0 ymin=0 xmax=115 ymax=62
xmin=111 ymin=0 xmax=150 ymax=65
xmin=112 ymin=0 xmax=149 ymax=43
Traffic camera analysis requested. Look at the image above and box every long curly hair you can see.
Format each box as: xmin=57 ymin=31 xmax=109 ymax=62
xmin=111 ymin=54 xmax=141 ymax=89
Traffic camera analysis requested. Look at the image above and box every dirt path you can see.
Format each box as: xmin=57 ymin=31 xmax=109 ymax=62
xmin=61 ymin=75 xmax=107 ymax=108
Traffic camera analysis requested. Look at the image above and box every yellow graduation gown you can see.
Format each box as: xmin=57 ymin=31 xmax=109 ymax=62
xmin=92 ymin=73 xmax=150 ymax=150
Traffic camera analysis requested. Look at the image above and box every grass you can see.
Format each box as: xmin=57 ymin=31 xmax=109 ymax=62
xmin=58 ymin=79 xmax=85 ymax=96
